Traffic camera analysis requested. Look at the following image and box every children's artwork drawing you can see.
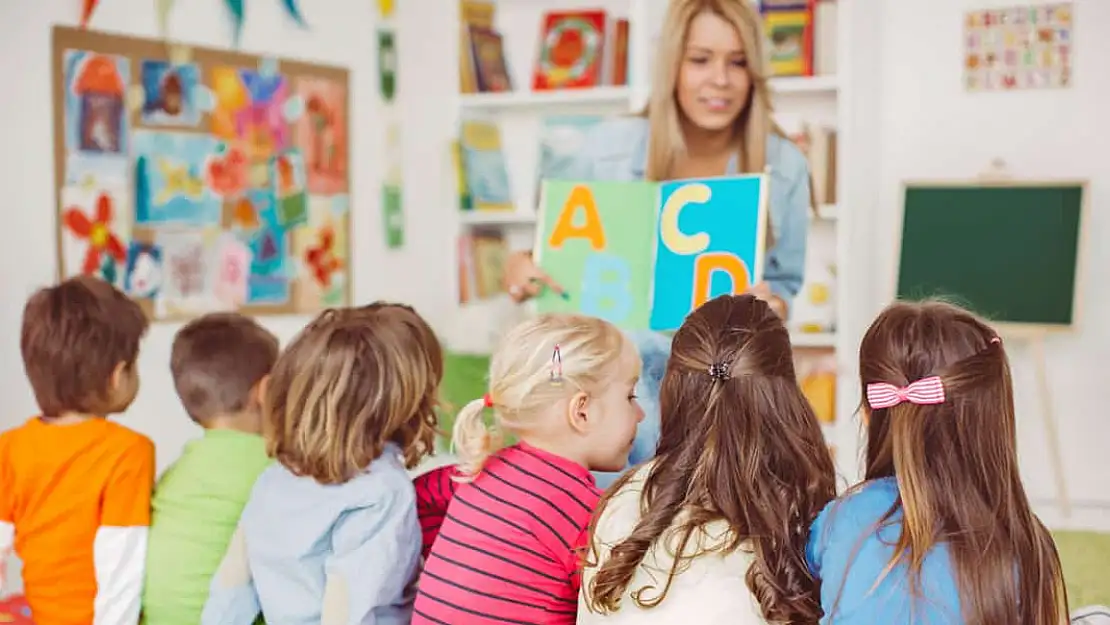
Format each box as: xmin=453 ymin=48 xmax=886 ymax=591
xmin=140 ymin=60 xmax=201 ymax=126
xmin=964 ymin=3 xmax=1072 ymax=91
xmin=133 ymin=130 xmax=222 ymax=226
xmin=210 ymin=66 xmax=290 ymax=161
xmin=52 ymin=26 xmax=351 ymax=321
xmin=60 ymin=185 xmax=132 ymax=286
xmin=271 ymin=150 xmax=308 ymax=227
xmin=64 ymin=50 xmax=130 ymax=155
xmin=294 ymin=77 xmax=348 ymax=194
xmin=123 ymin=241 xmax=164 ymax=299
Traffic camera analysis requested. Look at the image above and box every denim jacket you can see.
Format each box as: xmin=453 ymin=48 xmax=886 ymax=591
xmin=576 ymin=117 xmax=813 ymax=488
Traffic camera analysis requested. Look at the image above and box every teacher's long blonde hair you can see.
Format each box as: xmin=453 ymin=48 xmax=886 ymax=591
xmin=645 ymin=0 xmax=780 ymax=182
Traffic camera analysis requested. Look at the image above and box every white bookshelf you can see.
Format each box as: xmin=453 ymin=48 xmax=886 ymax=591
xmin=447 ymin=0 xmax=864 ymax=481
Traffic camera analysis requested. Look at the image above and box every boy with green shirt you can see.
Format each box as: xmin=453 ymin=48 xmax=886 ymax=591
xmin=141 ymin=313 xmax=279 ymax=625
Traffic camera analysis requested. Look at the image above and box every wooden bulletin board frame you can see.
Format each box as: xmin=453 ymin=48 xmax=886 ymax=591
xmin=891 ymin=178 xmax=1090 ymax=337
xmin=51 ymin=25 xmax=352 ymax=321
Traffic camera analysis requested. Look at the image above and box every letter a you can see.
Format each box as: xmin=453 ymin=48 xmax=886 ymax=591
xmin=548 ymin=185 xmax=606 ymax=250
xmin=692 ymin=252 xmax=751 ymax=309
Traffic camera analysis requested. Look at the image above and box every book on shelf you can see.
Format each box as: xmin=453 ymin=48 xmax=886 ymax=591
xmin=779 ymin=116 xmax=838 ymax=206
xmin=762 ymin=0 xmax=816 ymax=77
xmin=533 ymin=10 xmax=607 ymax=90
xmin=458 ymin=120 xmax=513 ymax=211
xmin=468 ymin=24 xmax=512 ymax=93
xmin=458 ymin=228 xmax=509 ymax=303
xmin=796 ymin=350 xmax=837 ymax=424
xmin=534 ymin=174 xmax=768 ymax=332
xmin=459 ymin=0 xmax=496 ymax=94
xmin=450 ymin=140 xmax=473 ymax=211
xmin=603 ymin=18 xmax=630 ymax=87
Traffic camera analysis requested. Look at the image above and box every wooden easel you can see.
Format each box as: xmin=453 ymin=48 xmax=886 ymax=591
xmin=980 ymin=160 xmax=1071 ymax=518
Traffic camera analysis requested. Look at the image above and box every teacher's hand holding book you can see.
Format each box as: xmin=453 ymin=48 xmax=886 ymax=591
xmin=503 ymin=250 xmax=566 ymax=303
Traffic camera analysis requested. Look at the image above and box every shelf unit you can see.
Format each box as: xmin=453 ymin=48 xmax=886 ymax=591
xmin=446 ymin=0 xmax=861 ymax=481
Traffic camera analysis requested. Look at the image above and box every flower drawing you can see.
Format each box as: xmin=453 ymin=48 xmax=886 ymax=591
xmin=64 ymin=192 xmax=126 ymax=274
xmin=305 ymin=224 xmax=342 ymax=287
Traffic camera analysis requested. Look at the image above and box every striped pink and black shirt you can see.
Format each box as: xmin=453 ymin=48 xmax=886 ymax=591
xmin=412 ymin=442 xmax=601 ymax=625
xmin=413 ymin=464 xmax=463 ymax=560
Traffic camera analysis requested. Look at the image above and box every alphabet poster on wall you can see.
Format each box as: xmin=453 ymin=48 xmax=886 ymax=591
xmin=534 ymin=175 xmax=768 ymax=332
xmin=51 ymin=26 xmax=351 ymax=321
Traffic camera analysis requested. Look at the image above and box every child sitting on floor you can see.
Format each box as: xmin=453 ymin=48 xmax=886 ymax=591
xmin=201 ymin=303 xmax=442 ymax=625
xmin=142 ymin=312 xmax=279 ymax=625
xmin=0 ymin=276 xmax=154 ymax=625
xmin=807 ymin=300 xmax=1069 ymax=624
xmin=579 ymin=294 xmax=836 ymax=625
xmin=412 ymin=313 xmax=643 ymax=625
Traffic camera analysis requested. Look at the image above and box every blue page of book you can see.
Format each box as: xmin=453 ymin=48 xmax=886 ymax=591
xmin=648 ymin=174 xmax=767 ymax=332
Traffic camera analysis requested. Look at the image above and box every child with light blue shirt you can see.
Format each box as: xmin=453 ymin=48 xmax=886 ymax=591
xmin=807 ymin=300 xmax=1069 ymax=625
xmin=200 ymin=303 xmax=444 ymax=625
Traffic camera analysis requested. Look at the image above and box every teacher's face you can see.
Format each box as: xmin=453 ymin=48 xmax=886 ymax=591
xmin=676 ymin=11 xmax=752 ymax=133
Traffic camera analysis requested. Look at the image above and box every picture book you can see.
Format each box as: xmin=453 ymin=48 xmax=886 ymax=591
xmin=459 ymin=120 xmax=512 ymax=211
xmin=468 ymin=25 xmax=512 ymax=93
xmin=533 ymin=10 xmax=607 ymax=90
xmin=764 ymin=2 xmax=815 ymax=77
xmin=459 ymin=0 xmax=496 ymax=94
xmin=534 ymin=175 xmax=768 ymax=332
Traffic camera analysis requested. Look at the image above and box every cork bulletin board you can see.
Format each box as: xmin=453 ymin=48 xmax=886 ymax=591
xmin=52 ymin=25 xmax=351 ymax=320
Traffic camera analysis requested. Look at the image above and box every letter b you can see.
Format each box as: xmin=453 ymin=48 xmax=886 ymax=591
xmin=581 ymin=253 xmax=633 ymax=324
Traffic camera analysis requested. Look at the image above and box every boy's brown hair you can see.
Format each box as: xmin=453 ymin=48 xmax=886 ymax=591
xmin=170 ymin=312 xmax=280 ymax=424
xmin=264 ymin=302 xmax=443 ymax=484
xmin=21 ymin=275 xmax=148 ymax=417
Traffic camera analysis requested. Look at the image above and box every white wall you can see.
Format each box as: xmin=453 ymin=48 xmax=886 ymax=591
xmin=0 ymin=1 xmax=453 ymax=468
xmin=870 ymin=0 xmax=1110 ymax=529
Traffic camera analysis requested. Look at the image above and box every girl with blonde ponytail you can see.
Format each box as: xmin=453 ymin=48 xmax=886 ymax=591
xmin=412 ymin=313 xmax=644 ymax=625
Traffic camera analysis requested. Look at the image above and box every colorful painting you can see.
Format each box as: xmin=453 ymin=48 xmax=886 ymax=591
xmin=140 ymin=59 xmax=202 ymax=126
xmin=53 ymin=27 xmax=350 ymax=320
xmin=63 ymin=50 xmax=130 ymax=155
xmin=210 ymin=66 xmax=290 ymax=161
xmin=964 ymin=3 xmax=1073 ymax=91
xmin=133 ymin=130 xmax=222 ymax=226
xmin=123 ymin=241 xmax=164 ymax=299
xmin=535 ymin=174 xmax=768 ymax=333
xmin=292 ymin=195 xmax=349 ymax=309
xmin=271 ymin=150 xmax=309 ymax=227
xmin=59 ymin=184 xmax=133 ymax=287
xmin=294 ymin=76 xmax=348 ymax=194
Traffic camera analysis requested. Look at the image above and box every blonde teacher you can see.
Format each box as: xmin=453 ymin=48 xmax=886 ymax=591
xmin=504 ymin=0 xmax=813 ymax=486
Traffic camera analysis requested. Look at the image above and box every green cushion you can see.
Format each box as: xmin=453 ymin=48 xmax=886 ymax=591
xmin=437 ymin=352 xmax=491 ymax=451
xmin=1054 ymin=530 xmax=1110 ymax=608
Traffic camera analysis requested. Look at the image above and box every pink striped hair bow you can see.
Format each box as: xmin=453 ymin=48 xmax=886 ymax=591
xmin=866 ymin=376 xmax=946 ymax=409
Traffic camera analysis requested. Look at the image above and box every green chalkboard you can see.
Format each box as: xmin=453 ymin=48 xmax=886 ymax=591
xmin=897 ymin=183 xmax=1084 ymax=328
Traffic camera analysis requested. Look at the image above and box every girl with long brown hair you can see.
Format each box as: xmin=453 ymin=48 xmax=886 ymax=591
xmin=580 ymin=294 xmax=836 ymax=624
xmin=807 ymin=300 xmax=1069 ymax=624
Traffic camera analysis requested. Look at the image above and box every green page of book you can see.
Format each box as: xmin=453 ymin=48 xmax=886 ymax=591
xmin=534 ymin=180 xmax=658 ymax=330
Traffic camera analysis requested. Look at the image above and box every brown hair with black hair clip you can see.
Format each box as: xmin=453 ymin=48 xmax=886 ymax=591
xmin=584 ymin=294 xmax=835 ymax=622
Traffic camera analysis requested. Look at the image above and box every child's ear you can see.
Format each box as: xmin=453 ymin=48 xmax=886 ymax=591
xmin=251 ymin=375 xmax=271 ymax=409
xmin=565 ymin=391 xmax=592 ymax=435
xmin=109 ymin=361 xmax=130 ymax=392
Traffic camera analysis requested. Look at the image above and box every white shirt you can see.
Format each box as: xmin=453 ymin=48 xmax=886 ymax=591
xmin=578 ymin=462 xmax=767 ymax=625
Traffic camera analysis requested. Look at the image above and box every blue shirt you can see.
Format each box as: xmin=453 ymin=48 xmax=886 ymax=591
xmin=200 ymin=444 xmax=422 ymax=625
xmin=579 ymin=118 xmax=812 ymax=488
xmin=805 ymin=478 xmax=964 ymax=624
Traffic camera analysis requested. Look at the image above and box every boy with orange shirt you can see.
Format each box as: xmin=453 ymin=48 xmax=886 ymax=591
xmin=0 ymin=276 xmax=155 ymax=625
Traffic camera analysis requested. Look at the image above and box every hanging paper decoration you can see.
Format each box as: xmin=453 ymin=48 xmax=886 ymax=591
xmin=224 ymin=0 xmax=246 ymax=46
xmin=377 ymin=29 xmax=397 ymax=102
xmin=281 ymin=0 xmax=308 ymax=26
xmin=155 ymin=0 xmax=176 ymax=38
xmin=377 ymin=0 xmax=395 ymax=19
xmin=80 ymin=0 xmax=100 ymax=28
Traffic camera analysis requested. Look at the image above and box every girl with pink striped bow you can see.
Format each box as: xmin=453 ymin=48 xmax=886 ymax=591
xmin=805 ymin=300 xmax=1070 ymax=625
